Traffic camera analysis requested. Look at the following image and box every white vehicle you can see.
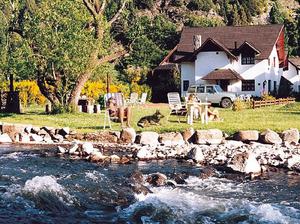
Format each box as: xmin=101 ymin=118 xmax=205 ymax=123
xmin=187 ymin=84 xmax=237 ymax=108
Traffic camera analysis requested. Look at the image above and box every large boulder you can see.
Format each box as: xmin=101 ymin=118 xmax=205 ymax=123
xmin=120 ymin=128 xmax=136 ymax=144
xmin=234 ymin=130 xmax=259 ymax=142
xmin=146 ymin=173 xmax=167 ymax=186
xmin=187 ymin=147 xmax=205 ymax=163
xmin=158 ymin=132 xmax=184 ymax=146
xmin=0 ymin=133 xmax=12 ymax=143
xmin=227 ymin=152 xmax=261 ymax=174
xmin=260 ymin=129 xmax=282 ymax=145
xmin=194 ymin=129 xmax=223 ymax=145
xmin=182 ymin=128 xmax=195 ymax=143
xmin=136 ymin=132 xmax=159 ymax=146
xmin=281 ymin=129 xmax=299 ymax=144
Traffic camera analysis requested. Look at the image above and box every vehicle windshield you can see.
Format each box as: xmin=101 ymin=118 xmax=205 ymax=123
xmin=214 ymin=85 xmax=223 ymax=93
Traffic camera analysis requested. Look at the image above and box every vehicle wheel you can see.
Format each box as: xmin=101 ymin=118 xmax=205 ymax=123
xmin=220 ymin=98 xmax=232 ymax=108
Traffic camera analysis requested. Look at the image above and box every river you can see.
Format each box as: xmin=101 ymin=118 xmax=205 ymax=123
xmin=0 ymin=144 xmax=299 ymax=223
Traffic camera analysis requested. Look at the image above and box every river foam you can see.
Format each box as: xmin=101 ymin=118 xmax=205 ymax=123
xmin=122 ymin=176 xmax=300 ymax=224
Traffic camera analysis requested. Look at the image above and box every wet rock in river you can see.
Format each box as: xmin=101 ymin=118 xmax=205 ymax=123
xmin=57 ymin=146 xmax=66 ymax=154
xmin=281 ymin=128 xmax=299 ymax=144
xmin=260 ymin=129 xmax=282 ymax=145
xmin=187 ymin=147 xmax=205 ymax=163
xmin=228 ymin=152 xmax=261 ymax=174
xmin=110 ymin=155 xmax=121 ymax=163
xmin=130 ymin=171 xmax=144 ymax=185
xmin=146 ymin=173 xmax=167 ymax=186
xmin=199 ymin=167 xmax=217 ymax=179
xmin=69 ymin=144 xmax=79 ymax=154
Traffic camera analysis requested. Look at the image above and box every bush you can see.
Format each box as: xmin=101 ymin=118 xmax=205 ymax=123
xmin=261 ymin=93 xmax=276 ymax=101
xmin=232 ymin=98 xmax=253 ymax=111
xmin=187 ymin=0 xmax=214 ymax=12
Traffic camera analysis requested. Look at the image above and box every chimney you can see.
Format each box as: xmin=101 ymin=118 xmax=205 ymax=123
xmin=193 ymin=35 xmax=202 ymax=50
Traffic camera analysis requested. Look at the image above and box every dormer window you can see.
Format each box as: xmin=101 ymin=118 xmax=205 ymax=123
xmin=238 ymin=41 xmax=260 ymax=65
xmin=241 ymin=52 xmax=255 ymax=65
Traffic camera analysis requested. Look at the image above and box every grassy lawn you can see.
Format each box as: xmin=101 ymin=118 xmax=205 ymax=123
xmin=1 ymin=103 xmax=300 ymax=135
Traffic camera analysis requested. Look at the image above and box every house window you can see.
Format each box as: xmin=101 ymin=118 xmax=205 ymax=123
xmin=268 ymin=80 xmax=271 ymax=93
xmin=183 ymin=80 xmax=189 ymax=91
xmin=274 ymin=81 xmax=277 ymax=93
xmin=241 ymin=52 xmax=255 ymax=65
xmin=273 ymin=57 xmax=276 ymax=67
xmin=242 ymin=80 xmax=255 ymax=91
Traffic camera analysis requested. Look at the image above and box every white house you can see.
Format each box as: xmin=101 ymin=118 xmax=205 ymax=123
xmin=160 ymin=24 xmax=291 ymax=97
xmin=283 ymin=57 xmax=300 ymax=92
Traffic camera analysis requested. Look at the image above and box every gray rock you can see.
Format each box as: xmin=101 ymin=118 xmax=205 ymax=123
xmin=30 ymin=134 xmax=44 ymax=142
xmin=137 ymin=132 xmax=159 ymax=146
xmin=159 ymin=132 xmax=184 ymax=146
xmin=120 ymin=128 xmax=136 ymax=144
xmin=58 ymin=127 xmax=70 ymax=136
xmin=260 ymin=129 xmax=282 ymax=145
xmin=38 ymin=129 xmax=49 ymax=136
xmin=187 ymin=147 xmax=205 ymax=163
xmin=24 ymin=126 xmax=32 ymax=134
xmin=195 ymin=129 xmax=223 ymax=145
xmin=43 ymin=134 xmax=53 ymax=143
xmin=110 ymin=155 xmax=121 ymax=163
xmin=281 ymin=129 xmax=299 ymax=144
xmin=287 ymin=155 xmax=300 ymax=170
xmin=234 ymin=130 xmax=259 ymax=142
xmin=69 ymin=144 xmax=79 ymax=154
xmin=0 ymin=133 xmax=12 ymax=143
xmin=223 ymin=140 xmax=244 ymax=148
xmin=57 ymin=146 xmax=66 ymax=154
xmin=137 ymin=147 xmax=154 ymax=160
xmin=19 ymin=133 xmax=31 ymax=143
xmin=31 ymin=126 xmax=40 ymax=134
xmin=82 ymin=142 xmax=95 ymax=154
xmin=182 ymin=128 xmax=195 ymax=143
xmin=228 ymin=152 xmax=261 ymax=174
xmin=51 ymin=134 xmax=64 ymax=143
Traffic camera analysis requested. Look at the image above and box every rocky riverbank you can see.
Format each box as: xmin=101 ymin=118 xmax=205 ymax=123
xmin=1 ymin=122 xmax=300 ymax=177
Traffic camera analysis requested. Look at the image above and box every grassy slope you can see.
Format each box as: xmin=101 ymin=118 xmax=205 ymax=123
xmin=1 ymin=103 xmax=300 ymax=135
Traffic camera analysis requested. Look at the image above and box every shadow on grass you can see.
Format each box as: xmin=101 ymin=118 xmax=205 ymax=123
xmin=0 ymin=113 xmax=14 ymax=118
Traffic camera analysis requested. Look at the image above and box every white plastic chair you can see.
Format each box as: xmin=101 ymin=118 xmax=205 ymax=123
xmin=167 ymin=92 xmax=187 ymax=122
xmin=126 ymin=92 xmax=139 ymax=106
xmin=138 ymin=92 xmax=147 ymax=105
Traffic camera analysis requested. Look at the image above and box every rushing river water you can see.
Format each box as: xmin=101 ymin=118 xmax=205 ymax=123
xmin=0 ymin=144 xmax=300 ymax=223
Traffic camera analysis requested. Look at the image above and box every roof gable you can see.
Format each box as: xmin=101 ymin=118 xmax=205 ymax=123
xmin=177 ymin=24 xmax=284 ymax=60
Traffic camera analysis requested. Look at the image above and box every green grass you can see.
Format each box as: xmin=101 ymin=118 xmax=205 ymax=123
xmin=1 ymin=103 xmax=300 ymax=135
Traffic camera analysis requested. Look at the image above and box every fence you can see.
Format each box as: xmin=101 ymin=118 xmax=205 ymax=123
xmin=0 ymin=91 xmax=21 ymax=113
xmin=252 ymin=98 xmax=295 ymax=109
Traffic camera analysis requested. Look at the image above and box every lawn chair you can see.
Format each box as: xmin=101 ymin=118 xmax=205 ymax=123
xmin=126 ymin=92 xmax=139 ymax=106
xmin=138 ymin=92 xmax=147 ymax=105
xmin=103 ymin=92 xmax=125 ymax=129
xmin=167 ymin=92 xmax=187 ymax=122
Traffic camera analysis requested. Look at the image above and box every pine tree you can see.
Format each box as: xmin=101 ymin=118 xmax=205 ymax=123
xmin=269 ymin=1 xmax=284 ymax=24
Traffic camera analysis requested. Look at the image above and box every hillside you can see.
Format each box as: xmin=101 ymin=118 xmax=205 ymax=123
xmin=122 ymin=0 xmax=300 ymax=69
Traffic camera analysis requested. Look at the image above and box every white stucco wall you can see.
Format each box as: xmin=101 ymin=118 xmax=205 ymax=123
xmin=283 ymin=62 xmax=300 ymax=92
xmin=195 ymin=51 xmax=231 ymax=82
xmin=181 ymin=45 xmax=283 ymax=97
xmin=181 ymin=63 xmax=195 ymax=95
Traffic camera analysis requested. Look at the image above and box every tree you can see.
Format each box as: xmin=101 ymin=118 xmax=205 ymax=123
xmin=0 ymin=0 xmax=129 ymax=112
xmin=269 ymin=1 xmax=284 ymax=24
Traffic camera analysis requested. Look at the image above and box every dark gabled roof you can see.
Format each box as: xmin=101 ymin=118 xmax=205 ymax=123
xmin=202 ymin=69 xmax=244 ymax=80
xmin=177 ymin=24 xmax=284 ymax=61
xmin=154 ymin=63 xmax=178 ymax=71
xmin=289 ymin=57 xmax=300 ymax=70
xmin=238 ymin=41 xmax=261 ymax=54
xmin=192 ymin=38 xmax=238 ymax=60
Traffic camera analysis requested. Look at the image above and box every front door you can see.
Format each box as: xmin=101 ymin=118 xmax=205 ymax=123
xmin=217 ymin=80 xmax=229 ymax=91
